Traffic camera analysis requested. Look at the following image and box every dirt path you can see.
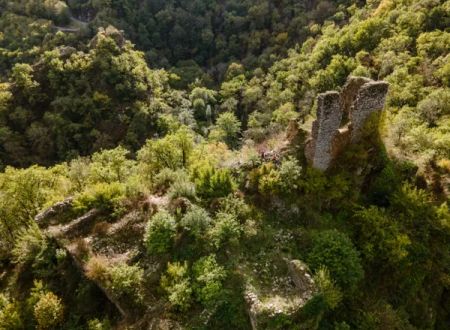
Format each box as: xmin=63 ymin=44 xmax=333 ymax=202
xmin=54 ymin=9 xmax=91 ymax=32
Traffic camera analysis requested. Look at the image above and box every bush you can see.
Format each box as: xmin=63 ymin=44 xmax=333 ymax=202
xmin=218 ymin=195 xmax=251 ymax=222
xmin=137 ymin=128 xmax=194 ymax=174
xmin=85 ymin=255 xmax=110 ymax=284
xmin=192 ymin=163 xmax=235 ymax=199
xmin=180 ymin=205 xmax=212 ymax=238
xmin=87 ymin=318 xmax=111 ymax=330
xmin=313 ymin=267 xmax=343 ymax=310
xmin=258 ymin=156 xmax=303 ymax=196
xmin=86 ymin=257 xmax=144 ymax=303
xmin=0 ymin=297 xmax=23 ymax=330
xmin=73 ymin=182 xmax=125 ymax=214
xmin=89 ymin=147 xmax=135 ymax=184
xmin=11 ymin=224 xmax=47 ymax=265
xmin=160 ymin=261 xmax=192 ymax=311
xmin=272 ymin=102 xmax=298 ymax=126
xmin=192 ymin=255 xmax=226 ymax=308
xmin=109 ymin=263 xmax=144 ymax=303
xmin=153 ymin=168 xmax=189 ymax=192
xmin=353 ymin=206 xmax=411 ymax=266
xmin=307 ymin=230 xmax=363 ymax=291
xmin=33 ymin=292 xmax=64 ymax=330
xmin=209 ymin=112 xmax=241 ymax=148
xmin=144 ymin=210 xmax=177 ymax=254
xmin=167 ymin=178 xmax=197 ymax=201
xmin=73 ymin=238 xmax=91 ymax=260
xmin=208 ymin=212 xmax=242 ymax=249
xmin=367 ymin=164 xmax=399 ymax=206
xmin=417 ymin=88 xmax=450 ymax=125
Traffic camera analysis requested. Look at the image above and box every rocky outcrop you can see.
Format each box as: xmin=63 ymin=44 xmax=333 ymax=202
xmin=287 ymin=260 xmax=315 ymax=293
xmin=35 ymin=197 xmax=73 ymax=226
xmin=305 ymin=76 xmax=389 ymax=171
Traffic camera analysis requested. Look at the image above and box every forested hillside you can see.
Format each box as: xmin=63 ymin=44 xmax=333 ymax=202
xmin=0 ymin=0 xmax=449 ymax=329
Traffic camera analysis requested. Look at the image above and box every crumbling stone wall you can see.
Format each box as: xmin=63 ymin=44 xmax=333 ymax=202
xmin=307 ymin=91 xmax=342 ymax=171
xmin=305 ymin=76 xmax=389 ymax=170
xmin=244 ymin=259 xmax=316 ymax=330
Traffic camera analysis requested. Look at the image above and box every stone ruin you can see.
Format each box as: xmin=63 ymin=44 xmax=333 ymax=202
xmin=305 ymin=76 xmax=389 ymax=171
xmin=34 ymin=197 xmax=160 ymax=322
xmin=34 ymin=195 xmax=187 ymax=328
xmin=244 ymin=259 xmax=316 ymax=330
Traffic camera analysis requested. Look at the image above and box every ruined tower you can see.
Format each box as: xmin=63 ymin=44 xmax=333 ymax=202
xmin=305 ymin=76 xmax=389 ymax=171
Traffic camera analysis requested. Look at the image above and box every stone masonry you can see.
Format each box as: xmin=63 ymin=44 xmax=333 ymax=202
xmin=305 ymin=76 xmax=389 ymax=170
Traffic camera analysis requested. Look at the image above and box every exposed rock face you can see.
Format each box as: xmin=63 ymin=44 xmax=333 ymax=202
xmin=305 ymin=76 xmax=389 ymax=171
xmin=35 ymin=197 xmax=73 ymax=226
xmin=287 ymin=260 xmax=315 ymax=293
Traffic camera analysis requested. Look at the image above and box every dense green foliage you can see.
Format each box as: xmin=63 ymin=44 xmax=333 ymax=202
xmin=0 ymin=0 xmax=449 ymax=329
xmin=145 ymin=210 xmax=177 ymax=254
xmin=307 ymin=230 xmax=364 ymax=291
xmin=67 ymin=0 xmax=352 ymax=77
xmin=0 ymin=26 xmax=183 ymax=167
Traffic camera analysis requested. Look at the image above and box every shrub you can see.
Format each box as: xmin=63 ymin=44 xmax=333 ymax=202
xmin=307 ymin=230 xmax=363 ymax=291
xmin=180 ymin=205 xmax=212 ymax=238
xmin=153 ymin=168 xmax=189 ymax=192
xmin=357 ymin=302 xmax=415 ymax=329
xmin=218 ymin=195 xmax=251 ymax=222
xmin=192 ymin=163 xmax=235 ymax=199
xmin=353 ymin=206 xmax=411 ymax=266
xmin=246 ymin=111 xmax=271 ymax=142
xmin=73 ymin=182 xmax=125 ymax=214
xmin=257 ymin=166 xmax=281 ymax=195
xmin=85 ymin=255 xmax=110 ymax=284
xmin=11 ymin=224 xmax=47 ymax=265
xmin=137 ymin=127 xmax=194 ymax=174
xmin=313 ymin=267 xmax=343 ymax=310
xmin=86 ymin=257 xmax=144 ymax=303
xmin=192 ymin=255 xmax=226 ymax=307
xmin=92 ymin=221 xmax=111 ymax=236
xmin=33 ymin=292 xmax=64 ymax=330
xmin=144 ymin=210 xmax=177 ymax=254
xmin=209 ymin=112 xmax=241 ymax=148
xmin=89 ymin=146 xmax=135 ymax=184
xmin=258 ymin=156 xmax=303 ymax=196
xmin=87 ymin=318 xmax=111 ymax=330
xmin=160 ymin=261 xmax=192 ymax=311
xmin=109 ymin=263 xmax=144 ymax=303
xmin=272 ymin=102 xmax=298 ymax=126
xmin=368 ymin=164 xmax=399 ymax=206
xmin=167 ymin=178 xmax=197 ymax=201
xmin=0 ymin=298 xmax=23 ymax=330
xmin=208 ymin=212 xmax=242 ymax=249
xmin=278 ymin=157 xmax=302 ymax=191
xmin=73 ymin=238 xmax=91 ymax=260
xmin=417 ymin=88 xmax=450 ymax=125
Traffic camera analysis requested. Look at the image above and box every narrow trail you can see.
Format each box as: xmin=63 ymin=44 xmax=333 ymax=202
xmin=54 ymin=9 xmax=91 ymax=33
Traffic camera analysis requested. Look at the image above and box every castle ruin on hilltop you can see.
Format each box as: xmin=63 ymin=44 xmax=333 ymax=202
xmin=305 ymin=76 xmax=389 ymax=171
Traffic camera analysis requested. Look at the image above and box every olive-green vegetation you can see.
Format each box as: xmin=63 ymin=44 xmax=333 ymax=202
xmin=0 ymin=0 xmax=449 ymax=329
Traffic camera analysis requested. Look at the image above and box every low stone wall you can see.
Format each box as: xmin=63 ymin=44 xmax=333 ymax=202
xmin=244 ymin=259 xmax=316 ymax=330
